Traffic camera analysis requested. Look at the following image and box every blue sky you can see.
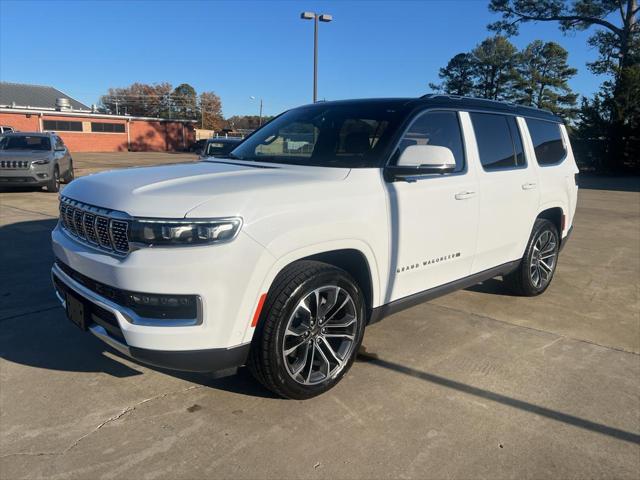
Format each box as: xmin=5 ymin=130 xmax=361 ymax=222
xmin=1 ymin=0 xmax=607 ymax=117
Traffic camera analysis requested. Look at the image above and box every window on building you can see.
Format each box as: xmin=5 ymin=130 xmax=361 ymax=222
xmin=470 ymin=113 xmax=526 ymax=171
xmin=396 ymin=111 xmax=466 ymax=172
xmin=526 ymin=118 xmax=566 ymax=166
xmin=91 ymin=122 xmax=125 ymax=133
xmin=42 ymin=120 xmax=82 ymax=132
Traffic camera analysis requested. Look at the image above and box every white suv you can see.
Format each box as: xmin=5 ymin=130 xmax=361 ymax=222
xmin=51 ymin=96 xmax=578 ymax=399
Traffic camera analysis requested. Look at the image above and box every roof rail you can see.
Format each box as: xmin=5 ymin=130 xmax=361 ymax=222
xmin=420 ymin=93 xmax=516 ymax=106
xmin=419 ymin=93 xmax=555 ymax=116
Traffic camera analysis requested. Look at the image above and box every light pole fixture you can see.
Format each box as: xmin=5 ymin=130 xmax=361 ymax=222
xmin=249 ymin=96 xmax=263 ymax=126
xmin=300 ymin=11 xmax=332 ymax=103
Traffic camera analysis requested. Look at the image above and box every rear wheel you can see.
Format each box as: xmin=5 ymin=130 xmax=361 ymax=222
xmin=504 ymin=218 xmax=559 ymax=296
xmin=248 ymin=260 xmax=366 ymax=399
xmin=46 ymin=166 xmax=60 ymax=193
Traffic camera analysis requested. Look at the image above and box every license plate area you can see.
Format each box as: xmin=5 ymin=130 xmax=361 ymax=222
xmin=66 ymin=291 xmax=88 ymax=330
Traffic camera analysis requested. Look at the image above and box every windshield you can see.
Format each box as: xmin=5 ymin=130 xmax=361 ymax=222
xmin=205 ymin=141 xmax=238 ymax=157
xmin=229 ymin=103 xmax=408 ymax=167
xmin=0 ymin=135 xmax=51 ymax=151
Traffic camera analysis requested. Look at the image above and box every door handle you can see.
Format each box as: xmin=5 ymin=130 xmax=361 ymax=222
xmin=455 ymin=191 xmax=476 ymax=200
xmin=522 ymin=182 xmax=537 ymax=190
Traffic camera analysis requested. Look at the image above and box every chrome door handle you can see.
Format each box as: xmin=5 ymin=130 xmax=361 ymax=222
xmin=522 ymin=182 xmax=537 ymax=190
xmin=455 ymin=191 xmax=476 ymax=200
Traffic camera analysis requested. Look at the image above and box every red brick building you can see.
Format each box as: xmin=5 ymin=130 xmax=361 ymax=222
xmin=0 ymin=82 xmax=195 ymax=152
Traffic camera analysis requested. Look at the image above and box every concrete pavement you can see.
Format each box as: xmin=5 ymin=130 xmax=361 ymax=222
xmin=1 ymin=153 xmax=638 ymax=479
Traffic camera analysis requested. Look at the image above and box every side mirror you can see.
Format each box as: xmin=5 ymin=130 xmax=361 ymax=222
xmin=385 ymin=145 xmax=456 ymax=182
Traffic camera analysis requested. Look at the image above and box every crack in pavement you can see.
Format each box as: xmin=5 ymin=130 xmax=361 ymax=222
xmin=0 ymin=385 xmax=203 ymax=460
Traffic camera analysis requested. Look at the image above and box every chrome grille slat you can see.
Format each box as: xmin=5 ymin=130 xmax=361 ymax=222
xmin=95 ymin=216 xmax=112 ymax=249
xmin=83 ymin=213 xmax=98 ymax=244
xmin=58 ymin=196 xmax=130 ymax=256
xmin=110 ymin=220 xmax=129 ymax=253
xmin=73 ymin=209 xmax=86 ymax=240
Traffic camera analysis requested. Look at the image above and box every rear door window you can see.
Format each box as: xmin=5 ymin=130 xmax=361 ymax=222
xmin=470 ymin=113 xmax=526 ymax=171
xmin=525 ymin=118 xmax=566 ymax=166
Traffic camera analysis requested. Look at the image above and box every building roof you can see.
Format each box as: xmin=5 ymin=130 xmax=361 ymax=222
xmin=0 ymin=82 xmax=90 ymax=110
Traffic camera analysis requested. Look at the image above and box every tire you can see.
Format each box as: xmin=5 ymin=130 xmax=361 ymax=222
xmin=46 ymin=166 xmax=60 ymax=193
xmin=63 ymin=160 xmax=74 ymax=183
xmin=248 ymin=260 xmax=366 ymax=399
xmin=504 ymin=218 xmax=560 ymax=296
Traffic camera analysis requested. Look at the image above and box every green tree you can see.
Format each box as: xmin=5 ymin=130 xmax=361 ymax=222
xmin=488 ymin=0 xmax=639 ymax=172
xmin=172 ymin=83 xmax=198 ymax=119
xmin=429 ymin=53 xmax=476 ymax=95
xmin=514 ymin=40 xmax=578 ymax=117
xmin=471 ymin=36 xmax=519 ymax=100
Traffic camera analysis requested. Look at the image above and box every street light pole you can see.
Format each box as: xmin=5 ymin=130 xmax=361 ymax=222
xmin=250 ymin=96 xmax=264 ymax=126
xmin=300 ymin=12 xmax=332 ymax=103
xmin=313 ymin=14 xmax=318 ymax=103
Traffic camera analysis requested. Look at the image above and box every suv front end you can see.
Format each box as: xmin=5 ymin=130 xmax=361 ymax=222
xmin=51 ymin=195 xmax=267 ymax=373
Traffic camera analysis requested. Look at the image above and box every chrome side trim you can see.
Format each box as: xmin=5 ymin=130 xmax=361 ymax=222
xmin=51 ymin=263 xmax=203 ymax=327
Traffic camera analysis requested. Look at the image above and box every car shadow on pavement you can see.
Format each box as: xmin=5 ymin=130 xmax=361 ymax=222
xmin=356 ymin=348 xmax=640 ymax=445
xmin=0 ymin=218 xmax=276 ymax=398
xmin=464 ymin=277 xmax=517 ymax=296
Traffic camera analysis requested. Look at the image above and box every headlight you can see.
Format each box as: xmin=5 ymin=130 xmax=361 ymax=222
xmin=129 ymin=217 xmax=242 ymax=246
xmin=32 ymin=159 xmax=51 ymax=165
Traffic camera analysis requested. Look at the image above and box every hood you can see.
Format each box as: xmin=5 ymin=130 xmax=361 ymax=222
xmin=0 ymin=150 xmax=51 ymax=161
xmin=62 ymin=160 xmax=350 ymax=218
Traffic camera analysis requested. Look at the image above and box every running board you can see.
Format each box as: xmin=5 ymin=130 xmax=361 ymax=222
xmin=368 ymin=260 xmax=521 ymax=325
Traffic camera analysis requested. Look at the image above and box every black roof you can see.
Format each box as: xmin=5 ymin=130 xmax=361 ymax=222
xmin=0 ymin=82 xmax=90 ymax=110
xmin=299 ymin=95 xmax=562 ymax=122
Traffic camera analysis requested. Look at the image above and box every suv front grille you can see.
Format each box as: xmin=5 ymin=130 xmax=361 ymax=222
xmin=59 ymin=196 xmax=130 ymax=255
xmin=0 ymin=160 xmax=29 ymax=169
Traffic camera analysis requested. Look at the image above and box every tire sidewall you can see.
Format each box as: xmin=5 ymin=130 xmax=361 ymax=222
xmin=48 ymin=166 xmax=60 ymax=193
xmin=66 ymin=160 xmax=74 ymax=183
xmin=268 ymin=269 xmax=366 ymax=399
xmin=522 ymin=220 xmax=559 ymax=295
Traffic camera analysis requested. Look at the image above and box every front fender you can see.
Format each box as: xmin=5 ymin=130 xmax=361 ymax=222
xmin=240 ymin=238 xmax=382 ymax=344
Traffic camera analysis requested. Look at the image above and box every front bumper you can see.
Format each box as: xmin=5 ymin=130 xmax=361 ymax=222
xmin=0 ymin=165 xmax=51 ymax=185
xmin=52 ymin=262 xmax=250 ymax=372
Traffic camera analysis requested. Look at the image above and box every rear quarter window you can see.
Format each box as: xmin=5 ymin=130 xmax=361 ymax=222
xmin=525 ymin=118 xmax=566 ymax=166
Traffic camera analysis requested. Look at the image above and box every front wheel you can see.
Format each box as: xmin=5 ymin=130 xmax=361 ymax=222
xmin=63 ymin=159 xmax=74 ymax=183
xmin=504 ymin=218 xmax=560 ymax=296
xmin=46 ymin=166 xmax=60 ymax=193
xmin=248 ymin=261 xmax=366 ymax=399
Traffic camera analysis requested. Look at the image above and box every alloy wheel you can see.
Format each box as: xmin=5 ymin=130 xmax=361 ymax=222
xmin=282 ymin=286 xmax=358 ymax=386
xmin=529 ymin=230 xmax=557 ymax=288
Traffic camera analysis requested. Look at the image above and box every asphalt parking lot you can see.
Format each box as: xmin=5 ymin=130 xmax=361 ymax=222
xmin=1 ymin=153 xmax=638 ymax=479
